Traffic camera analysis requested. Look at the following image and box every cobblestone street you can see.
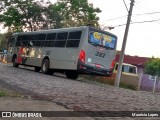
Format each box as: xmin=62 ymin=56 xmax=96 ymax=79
xmin=0 ymin=63 xmax=160 ymax=120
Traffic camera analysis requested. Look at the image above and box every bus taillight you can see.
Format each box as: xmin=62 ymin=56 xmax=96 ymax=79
xmin=79 ymin=50 xmax=86 ymax=63
xmin=110 ymin=60 xmax=115 ymax=69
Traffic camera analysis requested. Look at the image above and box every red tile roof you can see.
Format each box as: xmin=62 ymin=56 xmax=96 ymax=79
xmin=115 ymin=55 xmax=150 ymax=67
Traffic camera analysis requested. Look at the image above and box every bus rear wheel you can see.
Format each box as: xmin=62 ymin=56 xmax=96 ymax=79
xmin=12 ymin=56 xmax=19 ymax=67
xmin=66 ymin=71 xmax=79 ymax=79
xmin=41 ymin=59 xmax=54 ymax=75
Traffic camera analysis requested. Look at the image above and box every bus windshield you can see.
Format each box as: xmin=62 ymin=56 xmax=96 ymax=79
xmin=89 ymin=31 xmax=116 ymax=50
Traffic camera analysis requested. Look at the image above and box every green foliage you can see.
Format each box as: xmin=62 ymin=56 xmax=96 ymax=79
xmin=0 ymin=32 xmax=12 ymax=51
xmin=0 ymin=91 xmax=6 ymax=97
xmin=0 ymin=0 xmax=63 ymax=32
xmin=119 ymin=83 xmax=136 ymax=90
xmin=80 ymin=75 xmax=136 ymax=90
xmin=56 ymin=0 xmax=101 ymax=27
xmin=0 ymin=0 xmax=101 ymax=32
xmin=144 ymin=58 xmax=160 ymax=76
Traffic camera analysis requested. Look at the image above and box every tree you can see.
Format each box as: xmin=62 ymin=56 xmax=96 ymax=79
xmin=0 ymin=0 xmax=63 ymax=32
xmin=144 ymin=58 xmax=160 ymax=76
xmin=55 ymin=0 xmax=101 ymax=27
xmin=0 ymin=32 xmax=12 ymax=51
xmin=0 ymin=0 xmax=101 ymax=32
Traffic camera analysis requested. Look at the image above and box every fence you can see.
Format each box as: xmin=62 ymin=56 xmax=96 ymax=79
xmin=139 ymin=74 xmax=160 ymax=93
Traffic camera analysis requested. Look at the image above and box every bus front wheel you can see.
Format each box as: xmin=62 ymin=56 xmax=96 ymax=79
xmin=41 ymin=59 xmax=54 ymax=75
xmin=66 ymin=71 xmax=79 ymax=79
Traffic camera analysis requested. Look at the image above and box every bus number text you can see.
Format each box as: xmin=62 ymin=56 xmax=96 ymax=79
xmin=95 ymin=51 xmax=105 ymax=58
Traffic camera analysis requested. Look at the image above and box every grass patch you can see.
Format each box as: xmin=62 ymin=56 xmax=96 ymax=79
xmin=119 ymin=83 xmax=136 ymax=90
xmin=80 ymin=75 xmax=136 ymax=90
xmin=0 ymin=91 xmax=6 ymax=97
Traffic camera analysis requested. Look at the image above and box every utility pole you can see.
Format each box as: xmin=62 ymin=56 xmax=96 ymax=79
xmin=114 ymin=0 xmax=135 ymax=87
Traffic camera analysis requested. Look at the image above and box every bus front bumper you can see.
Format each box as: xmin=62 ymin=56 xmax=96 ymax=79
xmin=77 ymin=61 xmax=113 ymax=76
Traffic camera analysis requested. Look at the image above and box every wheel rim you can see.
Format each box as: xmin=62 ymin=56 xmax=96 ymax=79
xmin=43 ymin=62 xmax=47 ymax=72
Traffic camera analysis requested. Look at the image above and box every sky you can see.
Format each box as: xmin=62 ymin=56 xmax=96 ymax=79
xmin=1 ymin=0 xmax=160 ymax=58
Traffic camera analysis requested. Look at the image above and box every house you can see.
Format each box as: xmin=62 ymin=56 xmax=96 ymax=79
xmin=115 ymin=53 xmax=150 ymax=74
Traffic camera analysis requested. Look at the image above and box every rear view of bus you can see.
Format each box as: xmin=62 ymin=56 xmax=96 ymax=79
xmin=78 ymin=27 xmax=117 ymax=76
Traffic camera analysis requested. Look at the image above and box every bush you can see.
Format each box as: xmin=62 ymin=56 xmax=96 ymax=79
xmin=0 ymin=91 xmax=6 ymax=97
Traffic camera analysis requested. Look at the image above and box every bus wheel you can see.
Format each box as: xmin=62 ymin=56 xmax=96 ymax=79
xmin=41 ymin=59 xmax=54 ymax=75
xmin=35 ymin=67 xmax=41 ymax=72
xmin=12 ymin=56 xmax=19 ymax=67
xmin=66 ymin=71 xmax=79 ymax=79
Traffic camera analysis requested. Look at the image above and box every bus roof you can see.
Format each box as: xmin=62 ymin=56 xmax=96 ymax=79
xmin=12 ymin=26 xmax=117 ymax=39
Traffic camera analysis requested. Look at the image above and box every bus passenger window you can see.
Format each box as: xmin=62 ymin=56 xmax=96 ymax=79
xmin=46 ymin=33 xmax=56 ymax=40
xmin=37 ymin=34 xmax=46 ymax=40
xmin=54 ymin=32 xmax=68 ymax=47
xmin=68 ymin=31 xmax=82 ymax=39
xmin=35 ymin=41 xmax=42 ymax=47
xmin=56 ymin=32 xmax=68 ymax=40
xmin=66 ymin=40 xmax=80 ymax=47
xmin=44 ymin=41 xmax=54 ymax=47
xmin=54 ymin=41 xmax=66 ymax=47
xmin=66 ymin=31 xmax=82 ymax=48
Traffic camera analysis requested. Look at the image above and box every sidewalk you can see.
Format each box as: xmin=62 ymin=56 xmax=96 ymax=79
xmin=0 ymin=85 xmax=93 ymax=120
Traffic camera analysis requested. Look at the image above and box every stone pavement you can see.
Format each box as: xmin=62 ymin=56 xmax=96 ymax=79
xmin=0 ymin=63 xmax=160 ymax=120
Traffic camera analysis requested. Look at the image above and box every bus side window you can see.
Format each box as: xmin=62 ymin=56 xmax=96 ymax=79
xmin=44 ymin=33 xmax=56 ymax=47
xmin=54 ymin=32 xmax=68 ymax=47
xmin=66 ymin=31 xmax=82 ymax=48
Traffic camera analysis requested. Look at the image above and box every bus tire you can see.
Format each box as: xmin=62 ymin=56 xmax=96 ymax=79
xmin=12 ymin=56 xmax=19 ymax=68
xmin=41 ymin=59 xmax=54 ymax=75
xmin=66 ymin=71 xmax=79 ymax=79
xmin=35 ymin=67 xmax=41 ymax=72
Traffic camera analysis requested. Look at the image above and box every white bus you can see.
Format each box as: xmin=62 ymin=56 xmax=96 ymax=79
xmin=7 ymin=26 xmax=117 ymax=79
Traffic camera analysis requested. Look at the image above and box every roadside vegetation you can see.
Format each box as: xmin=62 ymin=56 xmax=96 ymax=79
xmin=0 ymin=85 xmax=22 ymax=98
xmin=0 ymin=91 xmax=6 ymax=97
xmin=144 ymin=57 xmax=160 ymax=77
xmin=80 ymin=75 xmax=136 ymax=90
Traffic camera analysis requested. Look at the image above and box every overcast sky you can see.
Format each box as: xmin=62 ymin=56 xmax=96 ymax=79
xmin=1 ymin=0 xmax=160 ymax=58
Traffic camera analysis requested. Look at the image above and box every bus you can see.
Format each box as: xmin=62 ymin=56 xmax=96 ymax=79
xmin=7 ymin=26 xmax=117 ymax=79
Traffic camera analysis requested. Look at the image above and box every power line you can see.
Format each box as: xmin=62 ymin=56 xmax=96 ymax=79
xmin=122 ymin=0 xmax=129 ymax=12
xmin=101 ymin=11 xmax=160 ymax=23
xmin=101 ymin=15 xmax=127 ymax=23
xmin=113 ymin=18 xmax=160 ymax=28
xmin=133 ymin=12 xmax=160 ymax=16
xmin=134 ymin=0 xmax=160 ymax=24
